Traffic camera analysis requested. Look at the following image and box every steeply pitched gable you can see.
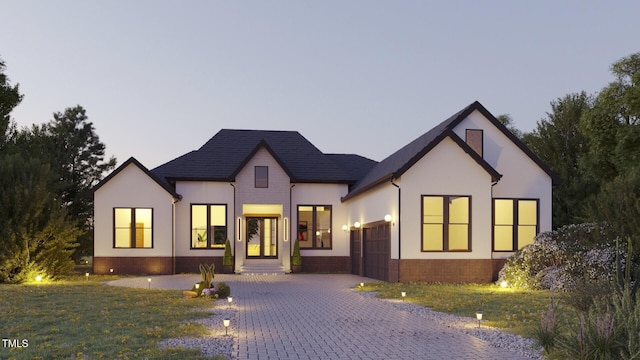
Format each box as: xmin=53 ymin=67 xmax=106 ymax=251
xmin=151 ymin=129 xmax=355 ymax=183
xmin=342 ymin=101 xmax=560 ymax=201
xmin=92 ymin=157 xmax=181 ymax=199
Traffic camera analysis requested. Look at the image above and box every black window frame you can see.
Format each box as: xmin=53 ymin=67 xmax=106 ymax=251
xmin=113 ymin=207 xmax=154 ymax=249
xmin=297 ymin=205 xmax=333 ymax=249
xmin=421 ymin=195 xmax=472 ymax=252
xmin=492 ymin=198 xmax=539 ymax=252
xmin=255 ymin=166 xmax=269 ymax=188
xmin=190 ymin=203 xmax=228 ymax=249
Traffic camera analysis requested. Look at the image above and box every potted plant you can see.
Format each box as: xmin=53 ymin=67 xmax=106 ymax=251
xmin=291 ymin=238 xmax=302 ymax=273
xmin=222 ymin=238 xmax=234 ymax=274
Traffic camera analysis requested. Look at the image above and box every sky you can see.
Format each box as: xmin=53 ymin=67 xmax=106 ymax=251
xmin=1 ymin=1 xmax=639 ymax=169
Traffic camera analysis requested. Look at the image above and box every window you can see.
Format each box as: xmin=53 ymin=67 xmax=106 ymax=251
xmin=422 ymin=195 xmax=470 ymax=251
xmin=255 ymin=166 xmax=268 ymax=188
xmin=297 ymin=205 xmax=332 ymax=249
xmin=114 ymin=208 xmax=153 ymax=248
xmin=493 ymin=199 xmax=538 ymax=251
xmin=191 ymin=204 xmax=227 ymax=248
xmin=465 ymin=129 xmax=483 ymax=156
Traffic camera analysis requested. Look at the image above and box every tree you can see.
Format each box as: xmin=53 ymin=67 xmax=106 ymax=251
xmin=0 ymin=153 xmax=79 ymax=283
xmin=522 ymin=92 xmax=594 ymax=228
xmin=496 ymin=114 xmax=523 ymax=139
xmin=0 ymin=57 xmax=23 ymax=149
xmin=580 ymin=52 xmax=640 ymax=184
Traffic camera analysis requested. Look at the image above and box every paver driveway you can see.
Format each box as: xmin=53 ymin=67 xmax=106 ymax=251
xmin=109 ymin=274 xmax=532 ymax=360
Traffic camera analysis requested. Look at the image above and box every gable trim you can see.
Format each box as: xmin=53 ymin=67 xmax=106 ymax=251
xmin=91 ymin=157 xmax=181 ymax=200
xmin=229 ymin=139 xmax=296 ymax=181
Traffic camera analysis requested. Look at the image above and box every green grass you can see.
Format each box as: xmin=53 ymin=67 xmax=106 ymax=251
xmin=0 ymin=273 xmax=224 ymax=359
xmin=357 ymin=282 xmax=579 ymax=338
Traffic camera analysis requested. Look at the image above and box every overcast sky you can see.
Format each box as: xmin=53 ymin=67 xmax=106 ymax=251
xmin=1 ymin=1 xmax=638 ymax=169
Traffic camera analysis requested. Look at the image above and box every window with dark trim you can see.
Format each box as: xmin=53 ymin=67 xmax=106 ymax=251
xmin=465 ymin=129 xmax=483 ymax=157
xmin=421 ymin=195 xmax=471 ymax=251
xmin=493 ymin=199 xmax=539 ymax=251
xmin=113 ymin=208 xmax=153 ymax=248
xmin=255 ymin=166 xmax=268 ymax=188
xmin=191 ymin=204 xmax=227 ymax=248
xmin=297 ymin=205 xmax=332 ymax=249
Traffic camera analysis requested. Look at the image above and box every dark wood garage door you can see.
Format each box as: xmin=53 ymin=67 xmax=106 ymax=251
xmin=350 ymin=229 xmax=362 ymax=275
xmin=363 ymin=223 xmax=391 ymax=281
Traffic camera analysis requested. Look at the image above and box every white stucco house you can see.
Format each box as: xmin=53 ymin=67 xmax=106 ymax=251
xmin=92 ymin=101 xmax=559 ymax=282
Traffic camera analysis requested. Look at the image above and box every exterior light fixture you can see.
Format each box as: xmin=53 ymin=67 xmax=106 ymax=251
xmin=342 ymin=224 xmax=348 ymax=231
xmin=384 ymin=214 xmax=392 ymax=222
xmin=195 ymin=283 xmax=200 ymax=290
xmin=109 ymin=268 xmax=114 ymax=274
xmin=500 ymin=280 xmax=508 ymax=288
xmin=476 ymin=311 xmax=483 ymax=328
xmin=85 ymin=272 xmax=89 ymax=281
xmin=354 ymin=222 xmax=361 ymax=229
xmin=147 ymin=278 xmax=151 ymax=289
xmin=35 ymin=275 xmax=43 ymax=282
xmin=223 ymin=318 xmax=230 ymax=335
xmin=228 ymin=296 xmax=233 ymax=309
xmin=360 ymin=282 xmax=364 ymax=287
xmin=401 ymin=291 xmax=406 ymax=301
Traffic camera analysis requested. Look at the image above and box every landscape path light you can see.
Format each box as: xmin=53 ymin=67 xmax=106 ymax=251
xmin=401 ymin=291 xmax=406 ymax=301
xmin=85 ymin=272 xmax=89 ymax=281
xmin=228 ymin=296 xmax=233 ymax=309
xmin=147 ymin=278 xmax=151 ymax=289
xmin=476 ymin=311 xmax=483 ymax=328
xmin=360 ymin=282 xmax=364 ymax=287
xmin=223 ymin=319 xmax=230 ymax=335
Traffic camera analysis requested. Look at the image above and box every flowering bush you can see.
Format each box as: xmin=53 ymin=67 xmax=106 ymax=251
xmin=498 ymin=223 xmax=622 ymax=291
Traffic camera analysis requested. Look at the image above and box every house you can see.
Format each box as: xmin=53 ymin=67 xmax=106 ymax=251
xmin=92 ymin=101 xmax=559 ymax=282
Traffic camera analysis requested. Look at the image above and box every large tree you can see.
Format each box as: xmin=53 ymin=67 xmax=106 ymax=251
xmin=522 ymin=92 xmax=594 ymax=228
xmin=0 ymin=58 xmax=23 ymax=148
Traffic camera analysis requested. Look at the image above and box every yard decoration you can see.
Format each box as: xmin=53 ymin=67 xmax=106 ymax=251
xmin=291 ymin=238 xmax=302 ymax=273
xmin=222 ymin=238 xmax=234 ymax=274
xmin=199 ymin=263 xmax=215 ymax=288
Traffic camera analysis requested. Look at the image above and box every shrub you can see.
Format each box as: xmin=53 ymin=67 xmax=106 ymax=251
xmin=214 ymin=282 xmax=231 ymax=299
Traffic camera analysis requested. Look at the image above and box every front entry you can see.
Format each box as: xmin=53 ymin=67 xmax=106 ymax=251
xmin=246 ymin=217 xmax=278 ymax=258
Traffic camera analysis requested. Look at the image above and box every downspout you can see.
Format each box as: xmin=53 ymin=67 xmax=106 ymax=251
xmin=391 ymin=179 xmax=401 ymax=282
xmin=289 ymin=183 xmax=296 ymax=272
xmin=172 ymin=197 xmax=180 ymax=274
xmin=230 ymin=183 xmax=236 ymax=273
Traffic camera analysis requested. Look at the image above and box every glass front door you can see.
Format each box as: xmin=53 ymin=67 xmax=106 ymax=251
xmin=246 ymin=217 xmax=278 ymax=258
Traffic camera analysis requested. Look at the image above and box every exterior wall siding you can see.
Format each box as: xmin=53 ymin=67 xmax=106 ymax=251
xmin=93 ymin=257 xmax=173 ymax=275
xmin=93 ymin=164 xmax=174 ymax=259
xmin=398 ymin=259 xmax=506 ymax=283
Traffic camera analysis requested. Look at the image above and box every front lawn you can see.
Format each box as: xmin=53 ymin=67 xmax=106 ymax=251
xmin=357 ymin=282 xmax=579 ymax=338
xmin=0 ymin=274 xmax=222 ymax=359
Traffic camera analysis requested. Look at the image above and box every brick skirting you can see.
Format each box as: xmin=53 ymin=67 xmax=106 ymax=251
xmin=398 ymin=259 xmax=507 ymax=283
xmin=302 ymin=256 xmax=350 ymax=273
xmin=93 ymin=257 xmax=173 ymax=275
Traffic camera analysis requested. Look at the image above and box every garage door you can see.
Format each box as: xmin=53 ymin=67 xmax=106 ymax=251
xmin=350 ymin=229 xmax=362 ymax=276
xmin=363 ymin=223 xmax=391 ymax=281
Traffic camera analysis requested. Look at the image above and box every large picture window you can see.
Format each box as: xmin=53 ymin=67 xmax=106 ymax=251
xmin=421 ymin=195 xmax=470 ymax=252
xmin=297 ymin=205 xmax=332 ymax=249
xmin=113 ymin=208 xmax=153 ymax=248
xmin=191 ymin=204 xmax=227 ymax=249
xmin=493 ymin=199 xmax=538 ymax=251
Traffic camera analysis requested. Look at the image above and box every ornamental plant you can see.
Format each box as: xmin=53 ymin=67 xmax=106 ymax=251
xmin=199 ymin=263 xmax=215 ymax=288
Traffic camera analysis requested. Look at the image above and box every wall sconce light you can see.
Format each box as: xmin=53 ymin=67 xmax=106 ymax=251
xmin=476 ymin=311 xmax=483 ymax=328
xmin=384 ymin=214 xmax=392 ymax=223
xmin=237 ymin=217 xmax=242 ymax=241
xmin=284 ymin=217 xmax=289 ymax=241
xmin=401 ymin=291 xmax=406 ymax=301
xmin=85 ymin=272 xmax=89 ymax=281
xmin=342 ymin=224 xmax=348 ymax=231
xmin=223 ymin=318 xmax=230 ymax=335
xmin=354 ymin=222 xmax=361 ymax=229
xmin=147 ymin=278 xmax=152 ymax=289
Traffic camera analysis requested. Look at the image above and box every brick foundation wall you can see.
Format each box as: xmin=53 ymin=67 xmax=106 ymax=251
xmin=175 ymin=256 xmax=222 ymax=274
xmin=398 ymin=259 xmax=501 ymax=283
xmin=93 ymin=257 xmax=173 ymax=275
xmin=302 ymin=256 xmax=350 ymax=273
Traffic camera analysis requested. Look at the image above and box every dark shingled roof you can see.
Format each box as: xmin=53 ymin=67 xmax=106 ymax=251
xmin=325 ymin=154 xmax=378 ymax=187
xmin=341 ymin=101 xmax=560 ymax=201
xmin=151 ymin=129 xmax=356 ymax=183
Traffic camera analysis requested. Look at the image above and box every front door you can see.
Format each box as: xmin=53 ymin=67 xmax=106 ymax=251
xmin=246 ymin=217 xmax=278 ymax=258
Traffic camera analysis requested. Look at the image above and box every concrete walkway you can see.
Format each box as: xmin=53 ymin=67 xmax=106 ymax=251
xmin=108 ymin=274 xmax=532 ymax=359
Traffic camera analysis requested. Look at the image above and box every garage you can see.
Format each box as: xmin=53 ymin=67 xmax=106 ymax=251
xmin=362 ymin=222 xmax=391 ymax=281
